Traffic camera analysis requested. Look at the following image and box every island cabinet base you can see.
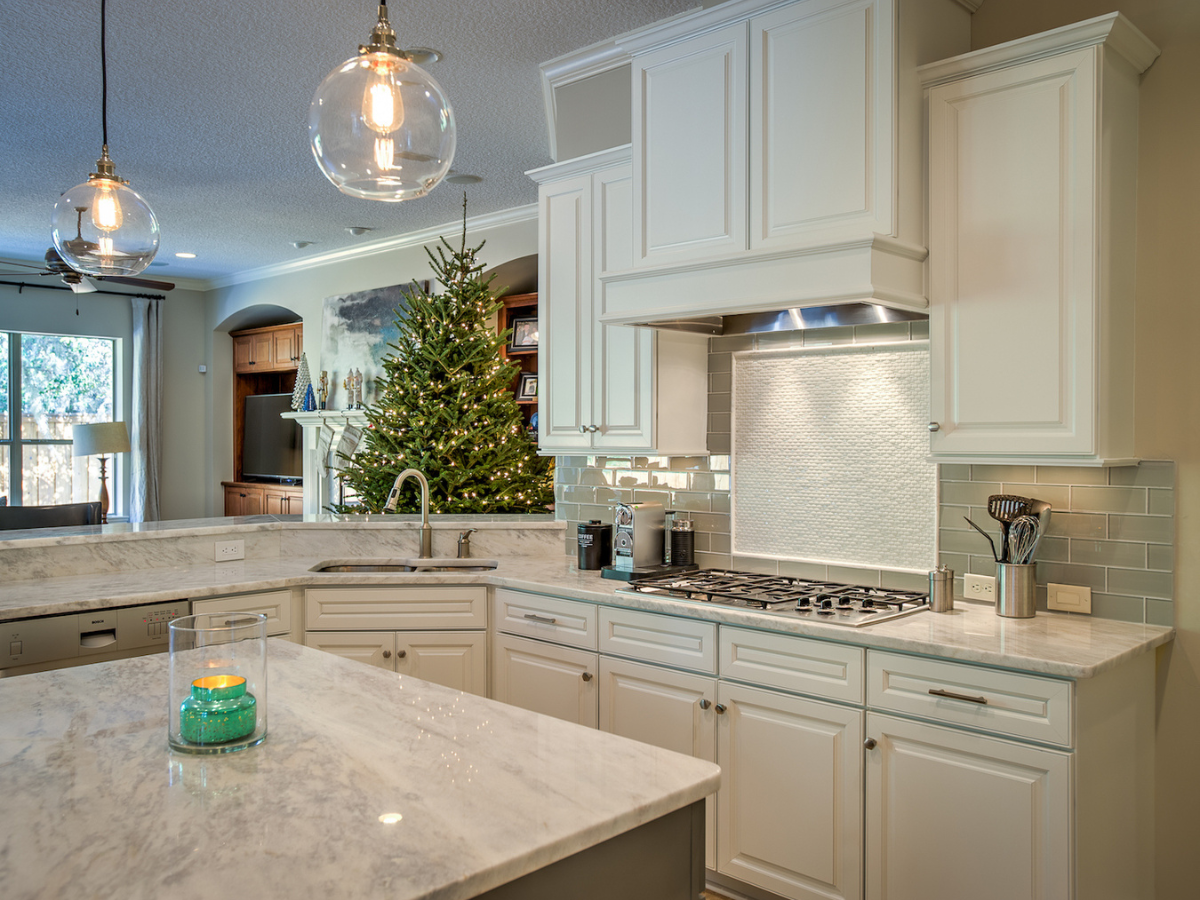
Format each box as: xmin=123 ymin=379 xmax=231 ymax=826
xmin=478 ymin=801 xmax=705 ymax=900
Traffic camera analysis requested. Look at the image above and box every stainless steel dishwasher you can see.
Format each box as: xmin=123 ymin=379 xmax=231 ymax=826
xmin=1 ymin=600 xmax=190 ymax=677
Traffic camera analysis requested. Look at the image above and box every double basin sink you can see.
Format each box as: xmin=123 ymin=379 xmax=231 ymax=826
xmin=311 ymin=558 xmax=499 ymax=574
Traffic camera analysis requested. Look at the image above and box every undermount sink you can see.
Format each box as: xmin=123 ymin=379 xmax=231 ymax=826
xmin=311 ymin=558 xmax=499 ymax=574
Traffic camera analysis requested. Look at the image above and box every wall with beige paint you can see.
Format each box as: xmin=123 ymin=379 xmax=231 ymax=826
xmin=970 ymin=2 xmax=1200 ymax=895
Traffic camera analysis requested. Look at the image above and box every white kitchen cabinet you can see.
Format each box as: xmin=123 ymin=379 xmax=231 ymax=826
xmin=923 ymin=14 xmax=1159 ymax=464
xmin=601 ymin=0 xmax=970 ymax=324
xmin=528 ymin=147 xmax=708 ymax=455
xmin=303 ymin=586 xmax=488 ymax=696
xmin=864 ymin=712 xmax=1070 ymax=900
xmin=598 ymin=656 xmax=719 ymax=867
xmin=192 ymin=589 xmax=300 ymax=642
xmin=717 ymin=680 xmax=864 ymax=900
xmin=491 ymin=631 xmax=598 ymax=727
xmin=305 ymin=630 xmax=487 ymax=695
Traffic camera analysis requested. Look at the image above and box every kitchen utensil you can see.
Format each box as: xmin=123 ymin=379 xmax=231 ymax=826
xmin=1007 ymin=514 xmax=1040 ymax=565
xmin=1026 ymin=500 xmax=1052 ymax=561
xmin=929 ymin=565 xmax=954 ymax=612
xmin=987 ymin=494 xmax=1034 ymax=561
xmin=963 ymin=516 xmax=999 ymax=562
xmin=996 ymin=563 xmax=1037 ymax=617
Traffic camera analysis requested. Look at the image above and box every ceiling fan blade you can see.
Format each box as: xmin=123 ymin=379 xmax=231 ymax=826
xmin=0 ymin=259 xmax=49 ymax=272
xmin=97 ymin=275 xmax=175 ymax=292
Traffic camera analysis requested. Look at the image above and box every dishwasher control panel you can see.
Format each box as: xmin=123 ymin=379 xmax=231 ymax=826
xmin=2 ymin=601 xmax=190 ymax=670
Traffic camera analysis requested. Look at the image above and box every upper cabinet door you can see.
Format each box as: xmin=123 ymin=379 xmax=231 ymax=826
xmin=928 ymin=50 xmax=1099 ymax=457
xmin=632 ymin=21 xmax=748 ymax=268
xmin=537 ymin=175 xmax=594 ymax=450
xmin=750 ymin=0 xmax=893 ymax=250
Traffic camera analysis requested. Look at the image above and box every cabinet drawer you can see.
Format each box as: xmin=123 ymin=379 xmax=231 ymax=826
xmin=492 ymin=589 xmax=598 ymax=650
xmin=192 ymin=590 xmax=293 ymax=638
xmin=719 ymin=626 xmax=863 ymax=704
xmin=305 ymin=586 xmax=487 ymax=630
xmin=867 ymin=651 xmax=1073 ymax=747
xmin=599 ymin=606 xmax=716 ymax=674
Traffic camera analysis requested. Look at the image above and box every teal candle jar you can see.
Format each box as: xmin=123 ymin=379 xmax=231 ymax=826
xmin=169 ymin=612 xmax=268 ymax=754
xmin=179 ymin=675 xmax=257 ymax=745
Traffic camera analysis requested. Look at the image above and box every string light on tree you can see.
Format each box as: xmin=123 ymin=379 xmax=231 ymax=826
xmin=333 ymin=197 xmax=554 ymax=515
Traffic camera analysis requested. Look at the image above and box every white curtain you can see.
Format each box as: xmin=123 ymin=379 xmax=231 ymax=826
xmin=130 ymin=297 xmax=163 ymax=522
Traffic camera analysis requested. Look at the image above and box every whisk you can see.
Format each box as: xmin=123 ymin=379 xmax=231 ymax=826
xmin=1006 ymin=514 xmax=1041 ymax=565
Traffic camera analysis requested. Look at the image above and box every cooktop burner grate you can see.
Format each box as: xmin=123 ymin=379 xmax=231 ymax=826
xmin=616 ymin=569 xmax=930 ymax=626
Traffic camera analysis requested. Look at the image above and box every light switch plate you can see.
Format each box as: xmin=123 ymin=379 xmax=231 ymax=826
xmin=1047 ymin=582 xmax=1092 ymax=614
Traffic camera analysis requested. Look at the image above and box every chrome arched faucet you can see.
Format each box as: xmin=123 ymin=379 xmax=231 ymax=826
xmin=384 ymin=468 xmax=432 ymax=558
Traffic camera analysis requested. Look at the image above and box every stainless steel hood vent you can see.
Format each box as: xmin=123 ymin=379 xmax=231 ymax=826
xmin=624 ymin=303 xmax=928 ymax=337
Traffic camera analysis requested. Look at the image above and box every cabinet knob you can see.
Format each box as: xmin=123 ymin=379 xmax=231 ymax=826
xmin=579 ymin=425 xmax=587 ymax=434
xmin=588 ymin=425 xmax=599 ymax=433
xmin=581 ymin=672 xmax=593 ymax=682
xmin=715 ymin=704 xmax=727 ymax=715
xmin=396 ymin=650 xmax=407 ymax=659
xmin=698 ymin=699 xmax=711 ymax=710
xmin=382 ymin=650 xmax=391 ymax=659
xmin=927 ymin=422 xmax=940 ymax=432
xmin=864 ymin=738 xmax=877 ymax=750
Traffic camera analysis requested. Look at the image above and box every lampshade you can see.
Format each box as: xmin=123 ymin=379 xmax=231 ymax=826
xmin=72 ymin=421 xmax=131 ymax=457
xmin=308 ymin=2 xmax=455 ymax=201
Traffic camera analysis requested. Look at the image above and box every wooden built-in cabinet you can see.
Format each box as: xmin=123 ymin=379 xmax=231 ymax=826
xmin=497 ymin=292 xmax=538 ymax=437
xmin=222 ymin=481 xmax=302 ymax=516
xmin=232 ymin=322 xmax=303 ymax=374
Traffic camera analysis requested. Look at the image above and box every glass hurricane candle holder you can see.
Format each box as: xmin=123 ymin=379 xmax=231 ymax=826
xmin=168 ymin=612 xmax=268 ymax=754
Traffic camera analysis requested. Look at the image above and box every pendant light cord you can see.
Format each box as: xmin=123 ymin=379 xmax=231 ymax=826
xmin=100 ymin=0 xmax=108 ymax=147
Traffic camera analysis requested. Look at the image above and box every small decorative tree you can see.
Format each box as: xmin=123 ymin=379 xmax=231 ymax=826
xmin=333 ymin=205 xmax=554 ymax=514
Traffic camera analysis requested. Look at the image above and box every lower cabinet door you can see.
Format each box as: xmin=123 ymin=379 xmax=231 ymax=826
xmin=305 ymin=631 xmax=395 ymax=670
xmin=717 ymin=681 xmax=863 ymax=900
xmin=598 ymin=656 xmax=718 ymax=867
xmin=865 ymin=712 xmax=1071 ymax=900
xmin=491 ymin=632 xmax=598 ymax=728
xmin=396 ymin=631 xmax=487 ymax=697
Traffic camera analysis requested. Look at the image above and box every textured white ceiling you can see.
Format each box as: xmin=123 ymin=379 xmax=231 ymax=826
xmin=0 ymin=0 xmax=696 ymax=284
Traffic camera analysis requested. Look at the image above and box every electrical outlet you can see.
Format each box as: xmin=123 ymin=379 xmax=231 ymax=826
xmin=963 ymin=574 xmax=997 ymax=601
xmin=215 ymin=539 xmax=245 ymax=562
xmin=1047 ymin=582 xmax=1092 ymax=614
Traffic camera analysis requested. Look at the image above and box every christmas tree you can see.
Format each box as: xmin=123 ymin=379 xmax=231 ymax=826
xmin=333 ymin=204 xmax=554 ymax=515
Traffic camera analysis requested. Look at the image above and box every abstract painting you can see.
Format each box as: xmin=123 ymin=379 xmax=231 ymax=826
xmin=320 ymin=282 xmax=424 ymax=408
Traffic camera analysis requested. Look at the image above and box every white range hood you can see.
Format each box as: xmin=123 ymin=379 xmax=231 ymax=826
xmin=585 ymin=0 xmax=971 ymax=330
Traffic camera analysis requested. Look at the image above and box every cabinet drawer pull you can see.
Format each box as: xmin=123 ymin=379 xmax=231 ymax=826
xmin=382 ymin=650 xmax=391 ymax=659
xmin=523 ymin=613 xmax=558 ymax=625
xmin=698 ymin=699 xmax=711 ymax=710
xmin=929 ymin=688 xmax=988 ymax=705
xmin=715 ymin=703 xmax=727 ymax=714
xmin=396 ymin=650 xmax=407 ymax=659
xmin=927 ymin=421 xmax=940 ymax=432
xmin=864 ymin=738 xmax=877 ymax=750
xmin=581 ymin=672 xmax=593 ymax=682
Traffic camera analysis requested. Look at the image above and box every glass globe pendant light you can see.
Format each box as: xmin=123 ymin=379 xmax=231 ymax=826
xmin=309 ymin=1 xmax=456 ymax=202
xmin=51 ymin=0 xmax=159 ymax=276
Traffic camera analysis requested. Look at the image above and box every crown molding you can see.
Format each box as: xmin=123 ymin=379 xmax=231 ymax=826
xmin=526 ymin=145 xmax=632 ymax=184
xmin=206 ymin=204 xmax=539 ymax=291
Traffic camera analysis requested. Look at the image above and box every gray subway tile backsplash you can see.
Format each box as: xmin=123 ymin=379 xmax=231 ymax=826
xmin=553 ymin=324 xmax=1174 ymax=628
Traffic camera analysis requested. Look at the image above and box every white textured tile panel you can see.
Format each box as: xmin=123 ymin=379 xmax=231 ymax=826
xmin=732 ymin=343 xmax=936 ymax=571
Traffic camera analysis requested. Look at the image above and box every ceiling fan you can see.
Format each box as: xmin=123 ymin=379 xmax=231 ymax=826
xmin=0 ymin=246 xmax=175 ymax=294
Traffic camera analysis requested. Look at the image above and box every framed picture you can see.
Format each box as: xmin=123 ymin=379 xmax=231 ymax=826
xmin=508 ymin=316 xmax=539 ymax=352
xmin=517 ymin=372 xmax=538 ymax=402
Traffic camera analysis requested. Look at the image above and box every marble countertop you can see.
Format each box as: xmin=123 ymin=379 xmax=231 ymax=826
xmin=0 ymin=640 xmax=720 ymax=900
xmin=0 ymin=552 xmax=1173 ymax=679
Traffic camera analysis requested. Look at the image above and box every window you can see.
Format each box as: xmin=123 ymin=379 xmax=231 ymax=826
xmin=0 ymin=332 xmax=117 ymax=509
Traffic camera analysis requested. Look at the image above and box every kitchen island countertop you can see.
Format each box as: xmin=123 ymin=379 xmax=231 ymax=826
xmin=0 ymin=640 xmax=719 ymax=900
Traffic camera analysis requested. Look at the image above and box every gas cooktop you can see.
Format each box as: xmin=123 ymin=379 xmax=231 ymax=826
xmin=616 ymin=569 xmax=929 ymax=627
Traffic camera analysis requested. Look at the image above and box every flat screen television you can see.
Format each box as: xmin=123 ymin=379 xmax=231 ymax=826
xmin=242 ymin=393 xmax=302 ymax=483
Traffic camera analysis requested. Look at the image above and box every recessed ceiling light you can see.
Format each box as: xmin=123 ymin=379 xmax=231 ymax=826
xmin=445 ymin=173 xmax=482 ymax=185
xmin=175 ymin=252 xmax=197 ymax=259
xmin=345 ymin=226 xmax=374 ymax=237
xmin=292 ymin=241 xmax=314 ymax=249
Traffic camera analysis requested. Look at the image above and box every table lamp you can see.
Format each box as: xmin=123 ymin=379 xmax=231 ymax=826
xmin=72 ymin=422 xmax=130 ymax=524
